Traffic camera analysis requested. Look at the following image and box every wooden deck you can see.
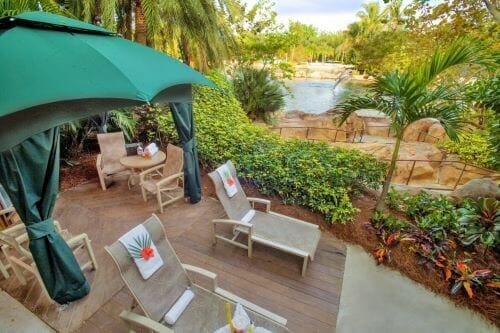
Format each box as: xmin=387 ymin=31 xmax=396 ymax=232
xmin=1 ymin=179 xmax=346 ymax=332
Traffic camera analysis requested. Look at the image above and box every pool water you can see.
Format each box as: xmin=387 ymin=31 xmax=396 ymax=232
xmin=283 ymin=79 xmax=366 ymax=114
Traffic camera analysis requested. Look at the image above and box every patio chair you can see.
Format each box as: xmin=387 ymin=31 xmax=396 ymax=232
xmin=0 ymin=221 xmax=98 ymax=300
xmin=209 ymin=161 xmax=321 ymax=276
xmin=140 ymin=144 xmax=184 ymax=213
xmin=0 ymin=184 xmax=17 ymax=229
xmin=96 ymin=132 xmax=129 ymax=190
xmin=105 ymin=214 xmax=289 ymax=333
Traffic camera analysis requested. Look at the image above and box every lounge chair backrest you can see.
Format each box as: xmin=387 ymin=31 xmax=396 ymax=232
xmin=97 ymin=132 xmax=127 ymax=168
xmin=105 ymin=215 xmax=191 ymax=322
xmin=164 ymin=144 xmax=184 ymax=177
xmin=208 ymin=161 xmax=252 ymax=221
xmin=0 ymin=184 xmax=12 ymax=210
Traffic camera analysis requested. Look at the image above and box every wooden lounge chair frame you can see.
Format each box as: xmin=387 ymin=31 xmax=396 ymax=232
xmin=0 ymin=221 xmax=98 ymax=300
xmin=209 ymin=161 xmax=321 ymax=276
xmin=140 ymin=144 xmax=184 ymax=213
xmin=105 ymin=214 xmax=288 ymax=333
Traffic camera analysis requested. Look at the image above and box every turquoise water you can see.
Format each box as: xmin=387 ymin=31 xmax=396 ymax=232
xmin=283 ymin=79 xmax=366 ymax=114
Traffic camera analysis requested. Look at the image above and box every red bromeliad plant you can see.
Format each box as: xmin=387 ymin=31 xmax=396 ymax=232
xmin=373 ymin=231 xmax=413 ymax=264
xmin=450 ymin=260 xmax=492 ymax=298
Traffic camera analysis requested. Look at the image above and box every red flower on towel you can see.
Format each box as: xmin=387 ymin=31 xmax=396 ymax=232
xmin=226 ymin=177 xmax=235 ymax=186
xmin=140 ymin=247 xmax=155 ymax=260
xmin=128 ymin=234 xmax=155 ymax=261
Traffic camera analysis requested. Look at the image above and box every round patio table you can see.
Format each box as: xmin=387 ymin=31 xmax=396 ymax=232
xmin=120 ymin=151 xmax=166 ymax=188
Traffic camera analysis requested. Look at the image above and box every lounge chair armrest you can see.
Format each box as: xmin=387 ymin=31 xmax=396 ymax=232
xmin=139 ymin=164 xmax=165 ymax=178
xmin=0 ymin=207 xmax=15 ymax=216
xmin=247 ymin=197 xmax=271 ymax=212
xmin=1 ymin=222 xmax=25 ymax=235
xmin=96 ymin=154 xmax=103 ymax=170
xmin=212 ymin=219 xmax=252 ymax=229
xmin=119 ymin=310 xmax=173 ymax=333
xmin=182 ymin=264 xmax=218 ymax=291
xmin=156 ymin=172 xmax=184 ymax=188
xmin=214 ymin=288 xmax=288 ymax=327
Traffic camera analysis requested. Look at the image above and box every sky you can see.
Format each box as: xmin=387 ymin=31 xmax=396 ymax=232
xmin=242 ymin=0 xmax=441 ymax=32
xmin=243 ymin=0 xmax=371 ymax=32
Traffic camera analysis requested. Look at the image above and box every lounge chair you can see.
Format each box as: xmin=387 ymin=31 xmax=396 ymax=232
xmin=140 ymin=144 xmax=184 ymax=213
xmin=208 ymin=161 xmax=321 ymax=276
xmin=0 ymin=221 xmax=98 ymax=300
xmin=105 ymin=214 xmax=289 ymax=333
xmin=96 ymin=132 xmax=129 ymax=190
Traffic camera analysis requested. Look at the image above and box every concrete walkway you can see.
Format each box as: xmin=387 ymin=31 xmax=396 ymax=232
xmin=0 ymin=290 xmax=54 ymax=333
xmin=336 ymin=245 xmax=498 ymax=333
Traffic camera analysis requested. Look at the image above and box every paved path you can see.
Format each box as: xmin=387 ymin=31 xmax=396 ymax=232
xmin=336 ymin=245 xmax=498 ymax=333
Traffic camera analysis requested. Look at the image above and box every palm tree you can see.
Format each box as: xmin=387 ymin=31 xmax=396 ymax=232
xmin=338 ymin=39 xmax=495 ymax=210
xmin=356 ymin=2 xmax=386 ymax=36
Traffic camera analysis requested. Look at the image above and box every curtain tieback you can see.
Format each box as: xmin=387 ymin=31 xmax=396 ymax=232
xmin=183 ymin=138 xmax=195 ymax=152
xmin=26 ymin=218 xmax=56 ymax=240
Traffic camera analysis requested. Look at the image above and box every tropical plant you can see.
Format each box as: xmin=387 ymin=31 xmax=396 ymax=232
xmin=451 ymin=260 xmax=492 ymax=298
xmin=371 ymin=210 xmax=409 ymax=232
xmin=0 ymin=0 xmax=69 ymax=16
xmin=457 ymin=197 xmax=500 ymax=255
xmin=60 ymin=109 xmax=136 ymax=159
xmin=373 ymin=231 xmax=412 ymax=264
xmin=338 ymin=38 xmax=495 ymax=210
xmin=232 ymin=67 xmax=285 ymax=121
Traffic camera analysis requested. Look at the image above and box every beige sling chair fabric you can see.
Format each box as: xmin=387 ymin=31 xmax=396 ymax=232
xmin=140 ymin=144 xmax=184 ymax=213
xmin=96 ymin=132 xmax=128 ymax=190
xmin=209 ymin=161 xmax=321 ymax=276
xmin=105 ymin=214 xmax=288 ymax=333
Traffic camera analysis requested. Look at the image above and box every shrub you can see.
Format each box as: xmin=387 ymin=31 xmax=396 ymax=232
xmin=440 ymin=131 xmax=496 ymax=170
xmin=232 ymin=67 xmax=285 ymax=121
xmin=156 ymin=71 xmax=387 ymax=223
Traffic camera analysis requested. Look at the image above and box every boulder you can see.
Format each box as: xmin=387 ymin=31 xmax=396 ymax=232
xmin=450 ymin=178 xmax=500 ymax=201
xmin=403 ymin=118 xmax=448 ymax=143
xmin=426 ymin=123 xmax=447 ymax=143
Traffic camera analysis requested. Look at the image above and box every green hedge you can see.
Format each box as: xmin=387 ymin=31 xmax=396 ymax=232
xmin=157 ymin=72 xmax=387 ymax=223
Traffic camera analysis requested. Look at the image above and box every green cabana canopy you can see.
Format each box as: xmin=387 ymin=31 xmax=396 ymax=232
xmin=0 ymin=11 xmax=214 ymax=303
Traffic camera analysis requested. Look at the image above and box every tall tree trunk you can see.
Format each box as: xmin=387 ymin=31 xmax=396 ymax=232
xmin=125 ymin=2 xmax=133 ymax=40
xmin=375 ymin=133 xmax=402 ymax=210
xmin=134 ymin=0 xmax=147 ymax=45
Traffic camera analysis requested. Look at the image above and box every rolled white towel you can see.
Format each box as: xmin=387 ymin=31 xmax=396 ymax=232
xmin=164 ymin=289 xmax=195 ymax=325
xmin=241 ymin=209 xmax=255 ymax=224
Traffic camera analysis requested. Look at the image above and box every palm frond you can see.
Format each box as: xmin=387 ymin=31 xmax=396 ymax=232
xmin=415 ymin=38 xmax=496 ymax=87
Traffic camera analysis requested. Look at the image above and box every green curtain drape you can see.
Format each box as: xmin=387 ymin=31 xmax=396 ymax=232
xmin=0 ymin=128 xmax=89 ymax=303
xmin=169 ymin=102 xmax=202 ymax=203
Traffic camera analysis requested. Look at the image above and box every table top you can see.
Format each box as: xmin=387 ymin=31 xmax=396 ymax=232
xmin=120 ymin=151 xmax=166 ymax=170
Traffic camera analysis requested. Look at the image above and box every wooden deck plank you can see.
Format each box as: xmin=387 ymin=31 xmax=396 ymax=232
xmin=0 ymin=180 xmax=346 ymax=332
